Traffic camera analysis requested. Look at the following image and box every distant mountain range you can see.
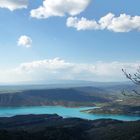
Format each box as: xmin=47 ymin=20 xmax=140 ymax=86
xmin=0 ymin=87 xmax=111 ymax=107
xmin=0 ymin=80 xmax=133 ymax=91
xmin=0 ymin=81 xmax=138 ymax=107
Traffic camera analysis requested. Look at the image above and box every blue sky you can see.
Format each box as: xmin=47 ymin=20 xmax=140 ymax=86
xmin=0 ymin=0 xmax=140 ymax=83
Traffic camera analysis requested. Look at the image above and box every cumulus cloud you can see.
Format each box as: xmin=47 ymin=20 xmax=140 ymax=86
xmin=67 ymin=17 xmax=100 ymax=30
xmin=30 ymin=0 xmax=91 ymax=19
xmin=0 ymin=0 xmax=28 ymax=11
xmin=0 ymin=58 xmax=139 ymax=83
xmin=67 ymin=13 xmax=140 ymax=32
xmin=18 ymin=35 xmax=32 ymax=48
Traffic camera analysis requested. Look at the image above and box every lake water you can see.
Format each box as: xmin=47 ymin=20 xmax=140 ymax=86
xmin=0 ymin=106 xmax=140 ymax=121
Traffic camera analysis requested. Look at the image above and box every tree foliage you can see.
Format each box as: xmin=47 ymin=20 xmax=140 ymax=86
xmin=122 ymin=67 xmax=140 ymax=96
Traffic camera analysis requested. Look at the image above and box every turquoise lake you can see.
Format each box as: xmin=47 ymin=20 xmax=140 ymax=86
xmin=0 ymin=106 xmax=140 ymax=121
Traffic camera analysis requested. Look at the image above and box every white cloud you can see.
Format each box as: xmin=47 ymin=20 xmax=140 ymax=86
xmin=67 ymin=17 xmax=100 ymax=30
xmin=67 ymin=13 xmax=140 ymax=32
xmin=0 ymin=0 xmax=28 ymax=11
xmin=30 ymin=0 xmax=91 ymax=19
xmin=0 ymin=58 xmax=139 ymax=83
xmin=18 ymin=35 xmax=32 ymax=48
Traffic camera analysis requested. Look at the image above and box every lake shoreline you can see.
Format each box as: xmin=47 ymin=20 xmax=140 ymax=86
xmin=0 ymin=105 xmax=139 ymax=121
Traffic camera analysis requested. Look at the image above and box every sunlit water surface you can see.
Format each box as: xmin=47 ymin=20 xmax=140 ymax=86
xmin=0 ymin=106 xmax=140 ymax=121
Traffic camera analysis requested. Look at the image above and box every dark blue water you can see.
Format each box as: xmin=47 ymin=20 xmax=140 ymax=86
xmin=0 ymin=106 xmax=139 ymax=121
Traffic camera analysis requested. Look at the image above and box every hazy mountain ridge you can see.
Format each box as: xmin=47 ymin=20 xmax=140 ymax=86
xmin=0 ymin=87 xmax=111 ymax=107
xmin=0 ymin=82 xmax=139 ymax=107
